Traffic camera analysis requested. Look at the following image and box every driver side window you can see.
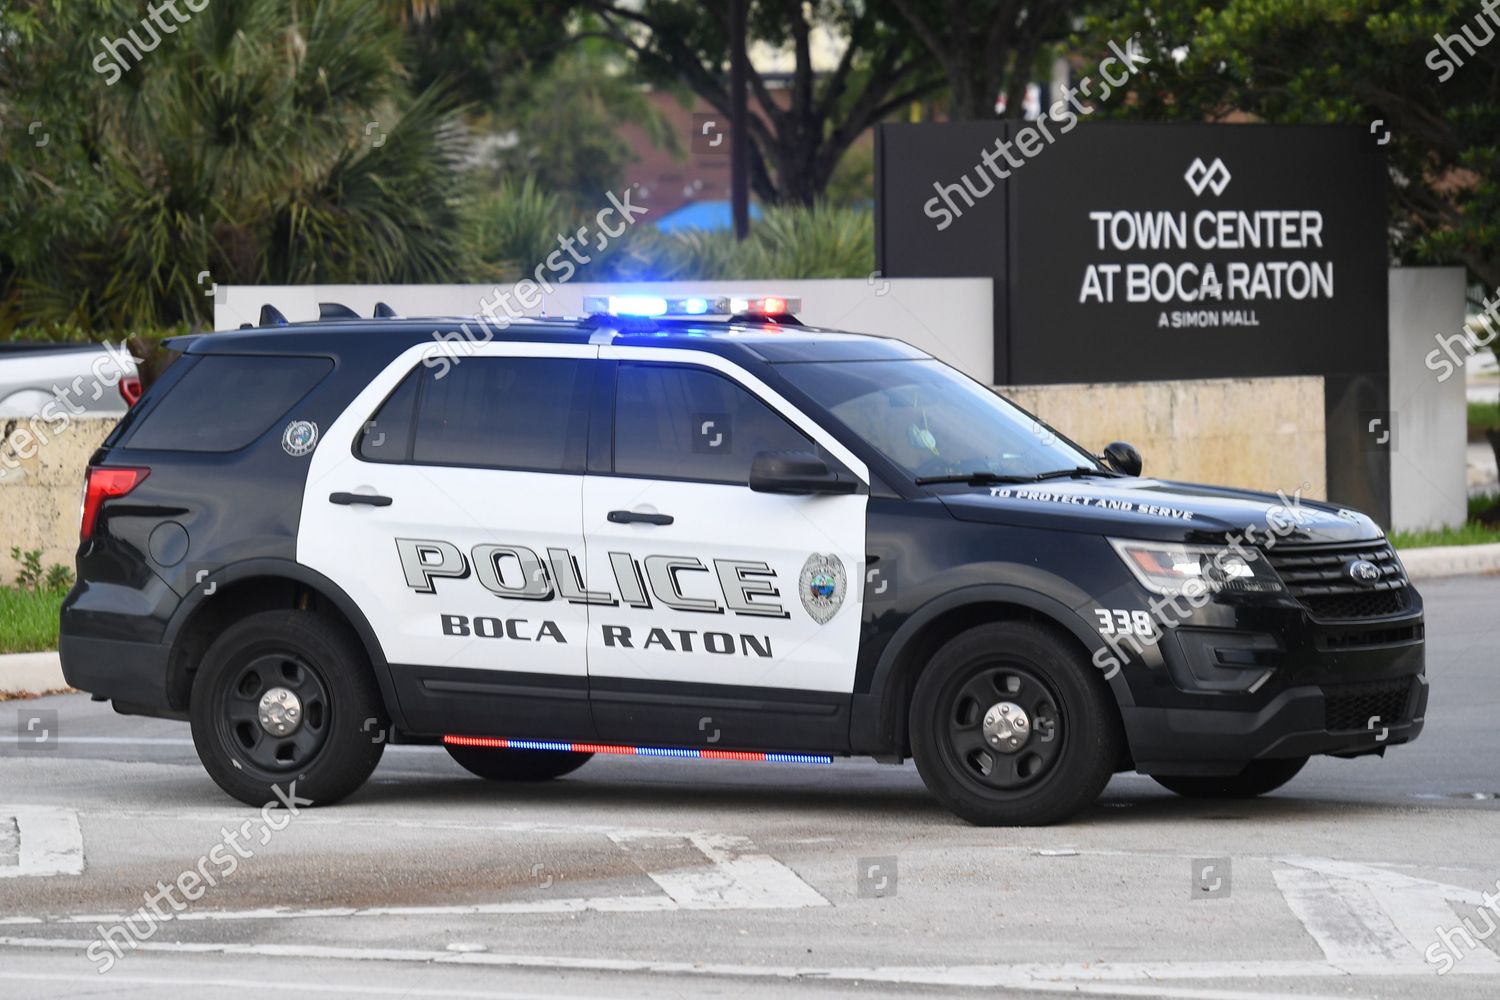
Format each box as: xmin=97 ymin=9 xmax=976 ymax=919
xmin=613 ymin=363 xmax=815 ymax=486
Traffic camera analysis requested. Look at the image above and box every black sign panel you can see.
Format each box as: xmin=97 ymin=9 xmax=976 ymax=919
xmin=876 ymin=121 xmax=1390 ymax=524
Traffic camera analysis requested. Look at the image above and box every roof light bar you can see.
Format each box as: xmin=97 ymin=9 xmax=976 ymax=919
xmin=443 ymin=734 xmax=832 ymax=765
xmin=581 ymin=293 xmax=800 ymax=318
xmin=730 ymin=295 xmax=800 ymax=316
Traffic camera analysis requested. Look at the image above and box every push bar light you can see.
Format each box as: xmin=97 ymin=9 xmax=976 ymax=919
xmin=582 ymin=294 xmax=801 ymax=318
xmin=444 ymin=734 xmax=831 ymax=765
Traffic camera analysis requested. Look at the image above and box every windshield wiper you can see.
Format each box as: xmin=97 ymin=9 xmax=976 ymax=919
xmin=914 ymin=466 xmax=1116 ymax=486
xmin=1031 ymin=466 xmax=1120 ymax=481
xmin=913 ymin=472 xmax=1036 ymax=486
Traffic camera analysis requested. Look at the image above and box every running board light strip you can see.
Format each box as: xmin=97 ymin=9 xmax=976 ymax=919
xmin=443 ymin=734 xmax=832 ymax=765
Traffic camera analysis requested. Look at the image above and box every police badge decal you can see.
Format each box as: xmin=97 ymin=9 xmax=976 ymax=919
xmin=799 ymin=553 xmax=846 ymax=625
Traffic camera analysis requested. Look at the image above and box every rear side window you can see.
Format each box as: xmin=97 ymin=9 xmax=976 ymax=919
xmin=356 ymin=371 xmax=418 ymax=462
xmin=359 ymin=357 xmax=589 ymax=473
xmin=614 ymin=363 xmax=814 ymax=485
xmin=125 ymin=355 xmax=332 ymax=452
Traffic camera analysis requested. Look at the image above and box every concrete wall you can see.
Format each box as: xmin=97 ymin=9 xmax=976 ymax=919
xmin=1389 ymin=267 xmax=1469 ymax=532
xmin=1001 ymin=376 xmax=1328 ymax=498
xmin=0 ymin=417 xmax=114 ymax=583
xmin=215 ymin=279 xmax=995 ymax=385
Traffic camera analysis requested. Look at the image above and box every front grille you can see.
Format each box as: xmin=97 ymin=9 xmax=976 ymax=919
xmin=1302 ymin=590 xmax=1409 ymax=620
xmin=1319 ymin=622 xmax=1424 ymax=651
xmin=1322 ymin=677 xmax=1417 ymax=732
xmin=1265 ymin=540 xmax=1411 ymax=621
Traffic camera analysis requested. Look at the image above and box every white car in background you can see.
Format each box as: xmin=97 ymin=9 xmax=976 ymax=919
xmin=0 ymin=341 xmax=140 ymax=418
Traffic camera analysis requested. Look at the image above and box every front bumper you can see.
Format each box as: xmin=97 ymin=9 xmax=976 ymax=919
xmin=1114 ymin=593 xmax=1427 ymax=776
xmin=1125 ymin=673 xmax=1427 ymax=775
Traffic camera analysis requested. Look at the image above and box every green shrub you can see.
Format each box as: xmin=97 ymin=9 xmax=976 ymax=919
xmin=468 ymin=188 xmax=876 ymax=283
xmin=7 ymin=547 xmax=72 ymax=593
xmin=9 ymin=548 xmax=44 ymax=590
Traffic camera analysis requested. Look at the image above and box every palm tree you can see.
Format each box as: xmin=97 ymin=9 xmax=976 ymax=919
xmin=0 ymin=0 xmax=472 ymax=331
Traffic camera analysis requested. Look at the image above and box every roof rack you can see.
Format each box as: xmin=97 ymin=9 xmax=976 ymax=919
xmin=246 ymin=302 xmax=402 ymax=328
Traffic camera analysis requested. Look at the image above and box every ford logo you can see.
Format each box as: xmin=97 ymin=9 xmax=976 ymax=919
xmin=1345 ymin=559 xmax=1382 ymax=586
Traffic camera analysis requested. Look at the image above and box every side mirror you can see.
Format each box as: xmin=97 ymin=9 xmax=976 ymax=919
xmin=749 ymin=451 xmax=857 ymax=495
xmin=1101 ymin=441 xmax=1143 ymax=477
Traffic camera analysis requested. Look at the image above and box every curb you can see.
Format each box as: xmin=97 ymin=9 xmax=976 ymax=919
xmin=0 ymin=651 xmax=67 ymax=695
xmin=1397 ymin=542 xmax=1500 ymax=581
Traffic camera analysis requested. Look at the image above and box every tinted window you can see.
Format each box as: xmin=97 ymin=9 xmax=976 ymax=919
xmin=614 ymin=363 xmax=813 ymax=485
xmin=372 ymin=357 xmax=589 ymax=472
xmin=357 ymin=370 xmax=419 ymax=462
xmin=126 ymin=355 xmax=332 ymax=452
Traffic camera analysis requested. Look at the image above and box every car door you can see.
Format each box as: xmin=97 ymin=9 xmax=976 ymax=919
xmin=581 ymin=347 xmax=869 ymax=752
xmin=299 ymin=341 xmax=599 ymax=740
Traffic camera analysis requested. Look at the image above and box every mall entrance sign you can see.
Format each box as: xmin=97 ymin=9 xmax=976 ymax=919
xmin=875 ymin=122 xmax=1390 ymax=524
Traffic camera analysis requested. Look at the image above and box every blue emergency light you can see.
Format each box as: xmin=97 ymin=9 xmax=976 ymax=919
xmin=582 ymin=294 xmax=801 ymax=318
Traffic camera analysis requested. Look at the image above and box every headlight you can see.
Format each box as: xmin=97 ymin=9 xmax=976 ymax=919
xmin=1108 ymin=539 xmax=1284 ymax=596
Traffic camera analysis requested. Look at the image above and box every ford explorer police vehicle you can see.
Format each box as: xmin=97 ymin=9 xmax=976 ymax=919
xmin=59 ymin=295 xmax=1426 ymax=826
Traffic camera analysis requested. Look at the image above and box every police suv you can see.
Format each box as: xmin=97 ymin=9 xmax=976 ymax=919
xmin=60 ymin=295 xmax=1426 ymax=825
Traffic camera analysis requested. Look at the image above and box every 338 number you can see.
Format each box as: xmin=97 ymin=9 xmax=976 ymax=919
xmin=1094 ymin=608 xmax=1156 ymax=638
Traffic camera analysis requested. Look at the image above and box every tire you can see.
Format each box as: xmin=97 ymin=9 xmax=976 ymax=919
xmin=190 ymin=610 xmax=387 ymax=807
xmin=445 ymin=745 xmax=593 ymax=781
xmin=1152 ymin=757 xmax=1307 ymax=799
xmin=909 ymin=622 xmax=1122 ymax=826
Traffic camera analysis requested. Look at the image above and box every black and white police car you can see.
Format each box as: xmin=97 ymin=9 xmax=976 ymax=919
xmin=59 ymin=294 xmax=1426 ymax=825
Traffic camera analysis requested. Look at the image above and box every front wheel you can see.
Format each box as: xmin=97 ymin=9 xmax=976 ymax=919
xmin=446 ymin=745 xmax=593 ymax=781
xmin=909 ymin=622 xmax=1122 ymax=826
xmin=190 ymin=610 xmax=386 ymax=807
xmin=1152 ymin=757 xmax=1308 ymax=799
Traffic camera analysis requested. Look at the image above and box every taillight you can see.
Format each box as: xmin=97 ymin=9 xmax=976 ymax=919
xmin=119 ymin=376 xmax=143 ymax=406
xmin=80 ymin=467 xmax=149 ymax=541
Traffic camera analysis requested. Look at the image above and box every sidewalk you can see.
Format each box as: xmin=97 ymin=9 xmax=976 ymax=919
xmin=0 ymin=651 xmax=67 ymax=695
xmin=1398 ymin=541 xmax=1500 ymax=581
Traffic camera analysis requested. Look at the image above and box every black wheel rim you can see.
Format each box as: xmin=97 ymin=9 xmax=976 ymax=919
xmin=216 ymin=651 xmax=332 ymax=774
xmin=940 ymin=662 xmax=1065 ymax=793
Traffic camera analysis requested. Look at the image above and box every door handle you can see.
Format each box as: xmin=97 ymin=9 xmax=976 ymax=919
xmin=608 ymin=509 xmax=673 ymax=526
xmin=329 ymin=492 xmax=392 ymax=507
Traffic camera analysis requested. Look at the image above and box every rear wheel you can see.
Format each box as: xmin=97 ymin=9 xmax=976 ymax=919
xmin=445 ymin=745 xmax=593 ymax=781
xmin=190 ymin=610 xmax=386 ymax=807
xmin=1152 ymin=757 xmax=1308 ymax=799
xmin=909 ymin=622 xmax=1122 ymax=826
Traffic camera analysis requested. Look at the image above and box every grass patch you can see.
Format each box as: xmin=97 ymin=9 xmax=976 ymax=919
xmin=0 ymin=586 xmax=65 ymax=654
xmin=1392 ymin=521 xmax=1500 ymax=550
xmin=1470 ymin=400 xmax=1499 ymax=440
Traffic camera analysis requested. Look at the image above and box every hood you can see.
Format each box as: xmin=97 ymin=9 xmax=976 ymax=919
xmin=938 ymin=476 xmax=1384 ymax=546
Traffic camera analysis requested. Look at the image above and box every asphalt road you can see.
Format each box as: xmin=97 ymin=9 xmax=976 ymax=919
xmin=2 ymin=574 xmax=1498 ymax=1000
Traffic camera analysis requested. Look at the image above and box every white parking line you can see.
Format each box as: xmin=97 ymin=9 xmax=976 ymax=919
xmin=1278 ymin=855 xmax=1500 ymax=970
xmin=0 ymin=808 xmax=83 ymax=878
xmin=0 ymin=824 xmax=825 ymax=925
xmin=0 ymin=937 xmax=1394 ymax=999
xmin=611 ymin=830 xmax=829 ymax=909
xmin=0 ymin=970 xmax=620 ymax=1000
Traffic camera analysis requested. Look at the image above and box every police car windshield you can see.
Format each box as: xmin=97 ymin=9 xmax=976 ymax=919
xmin=778 ymin=359 xmax=1102 ymax=484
